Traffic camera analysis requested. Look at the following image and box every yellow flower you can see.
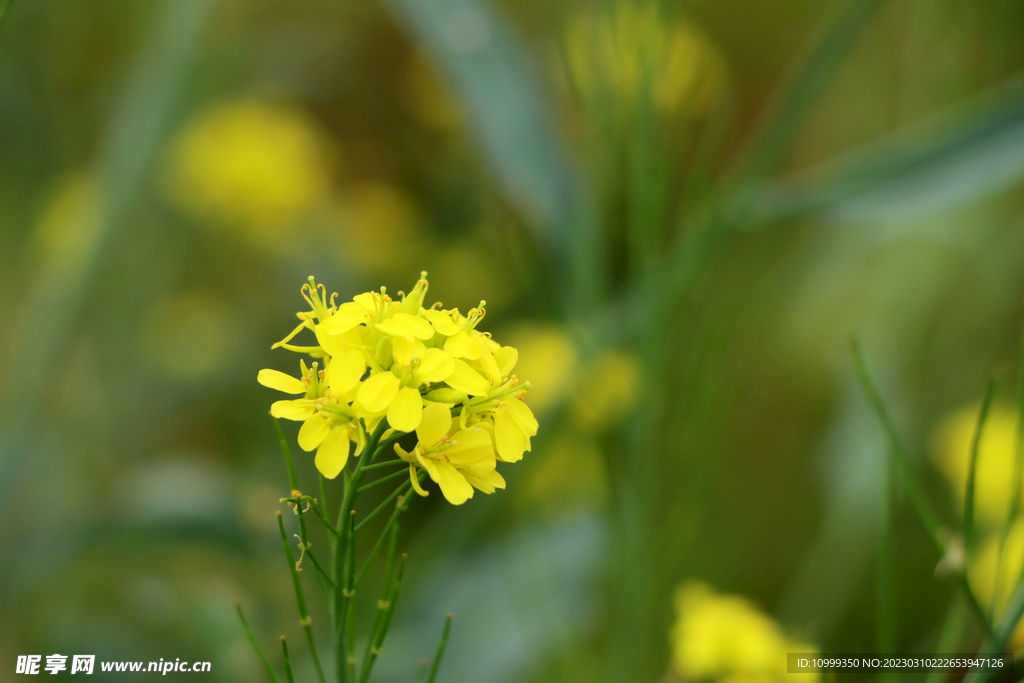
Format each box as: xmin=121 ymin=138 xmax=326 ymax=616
xmin=356 ymin=336 xmax=455 ymax=432
xmin=931 ymin=402 xmax=1020 ymax=528
xmin=670 ymin=582 xmax=817 ymax=682
xmin=395 ymin=403 xmax=504 ymax=505
xmin=561 ymin=3 xmax=727 ymax=122
xmin=258 ymin=357 xmax=366 ymax=478
xmin=259 ymin=273 xmax=538 ymax=501
xmin=166 ymin=100 xmax=332 ymax=245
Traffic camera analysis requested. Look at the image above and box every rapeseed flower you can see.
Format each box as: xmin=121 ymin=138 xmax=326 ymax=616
xmin=670 ymin=581 xmax=817 ymax=683
xmin=258 ymin=273 xmax=537 ymax=501
xmin=395 ymin=402 xmax=504 ymax=505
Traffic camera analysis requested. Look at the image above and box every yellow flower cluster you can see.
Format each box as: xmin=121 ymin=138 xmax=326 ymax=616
xmin=258 ymin=273 xmax=537 ymax=505
xmin=670 ymin=581 xmax=818 ymax=683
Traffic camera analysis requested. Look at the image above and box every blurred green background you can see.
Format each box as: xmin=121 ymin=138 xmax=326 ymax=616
xmin=3 ymin=0 xmax=1024 ymax=680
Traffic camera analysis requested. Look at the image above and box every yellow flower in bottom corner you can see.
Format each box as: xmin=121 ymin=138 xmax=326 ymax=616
xmin=670 ymin=581 xmax=817 ymax=683
xmin=395 ymin=403 xmax=505 ymax=505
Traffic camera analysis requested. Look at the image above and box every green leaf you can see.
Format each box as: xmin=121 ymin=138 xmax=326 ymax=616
xmin=385 ymin=0 xmax=575 ymax=250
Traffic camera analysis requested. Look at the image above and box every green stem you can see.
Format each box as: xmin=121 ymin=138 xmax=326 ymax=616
xmin=332 ymin=421 xmax=388 ymax=683
xmin=356 ymin=481 xmax=412 ymax=534
xmin=851 ymin=338 xmax=992 ymax=633
xmin=360 ymin=554 xmax=408 ymax=682
xmin=360 ymin=523 xmax=401 ymax=683
xmin=361 ymin=459 xmax=407 ymax=472
xmin=994 ymin=323 xmax=1024 ymax=619
xmin=963 ymin=580 xmax=1024 ymax=683
xmin=280 ymin=637 xmax=295 ymax=683
xmin=357 ymin=469 xmax=409 ymax=494
xmin=235 ymin=601 xmax=280 ymax=683
xmin=427 ymin=614 xmax=453 ymax=683
xmin=355 ymin=489 xmax=413 ymax=588
xmin=277 ymin=513 xmax=328 ymax=683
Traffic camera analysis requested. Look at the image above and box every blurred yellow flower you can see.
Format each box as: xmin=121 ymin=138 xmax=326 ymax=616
xmin=502 ymin=325 xmax=577 ymax=413
xmin=969 ymin=522 xmax=1024 ymax=649
xmin=561 ymin=2 xmax=726 ymax=121
xmin=670 ymin=581 xmax=817 ymax=682
xmin=142 ymin=292 xmax=239 ymax=379
xmin=330 ymin=183 xmax=426 ymax=273
xmin=572 ymin=349 xmax=640 ymax=427
xmin=32 ymin=173 xmax=101 ymax=265
xmin=516 ymin=430 xmax=608 ymax=515
xmin=167 ymin=100 xmax=332 ymax=246
xmin=931 ymin=402 xmax=1020 ymax=528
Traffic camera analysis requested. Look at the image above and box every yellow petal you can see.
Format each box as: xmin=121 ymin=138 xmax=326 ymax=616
xmin=444 ymin=331 xmax=480 ymax=359
xmin=258 ymin=369 xmax=306 ymax=394
xmin=352 ymin=292 xmax=377 ymax=310
xmin=376 ymin=313 xmax=435 ymax=341
xmin=321 ymin=302 xmax=368 ymax=335
xmin=326 ymin=348 xmax=366 ymax=395
xmin=315 ymin=427 xmax=350 ymax=478
xmin=356 ymin=372 xmax=400 ymax=413
xmin=417 ymin=402 xmax=452 ymax=447
xmin=433 ymin=461 xmax=474 ymax=505
xmin=315 ymin=324 xmax=365 ymax=358
xmin=494 ymin=406 xmax=527 ymax=462
xmin=395 ymin=443 xmax=415 ymax=463
xmin=271 ymin=399 xmax=316 ymax=421
xmin=448 ymin=427 xmax=494 ymax=464
xmin=425 ymin=387 xmax=467 ymax=405
xmin=392 ymin=336 xmax=426 ymax=367
xmin=475 ymin=335 xmax=501 ymax=385
xmin=494 ymin=346 xmax=518 ymax=377
xmin=462 ymin=468 xmax=506 ymax=494
xmin=423 ymin=309 xmax=461 ymax=336
xmin=298 ymin=415 xmax=333 ymax=452
xmin=416 ymin=348 xmax=455 ymax=384
xmin=409 ymin=464 xmax=429 ymax=497
xmin=387 ymin=386 xmax=423 ymax=433
xmin=445 ymin=359 xmax=491 ymax=396
xmin=415 ymin=451 xmax=441 ymax=481
xmin=507 ymin=398 xmax=539 ymax=437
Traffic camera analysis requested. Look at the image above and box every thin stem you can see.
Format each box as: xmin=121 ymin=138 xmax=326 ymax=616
xmin=355 ymin=481 xmax=412 ymax=533
xmin=274 ymin=417 xmax=300 ymax=491
xmin=876 ymin=443 xmax=895 ymax=654
xmin=360 ymin=523 xmax=401 ymax=683
xmin=311 ymin=505 xmax=339 ymax=536
xmin=355 ymin=491 xmax=411 ymax=588
xmin=361 ymin=459 xmax=407 ymax=472
xmin=965 ymin=378 xmax=998 ymax=552
xmin=280 ymin=638 xmax=295 ymax=683
xmin=305 ymin=547 xmax=336 ymax=589
xmin=277 ymin=513 xmax=328 ymax=683
xmin=963 ymin=580 xmax=1024 ymax=683
xmin=360 ymin=554 xmax=407 ymax=682
xmin=332 ymin=421 xmax=388 ymax=683
xmin=235 ymin=601 xmax=280 ymax=683
xmin=345 ymin=510 xmax=358 ymax=683
xmin=851 ymin=338 xmax=992 ymax=633
xmin=357 ymin=469 xmax=409 ymax=494
xmin=427 ymin=614 xmax=453 ymax=683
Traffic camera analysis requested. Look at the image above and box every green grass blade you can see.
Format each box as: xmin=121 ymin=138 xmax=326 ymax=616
xmin=966 ymin=378 xmax=998 ymax=551
xmin=963 ymin=580 xmax=1024 ymax=683
xmin=735 ymin=0 xmax=885 ymax=184
xmin=235 ymin=601 xmax=281 ymax=683
xmin=427 ymin=614 xmax=453 ymax=683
